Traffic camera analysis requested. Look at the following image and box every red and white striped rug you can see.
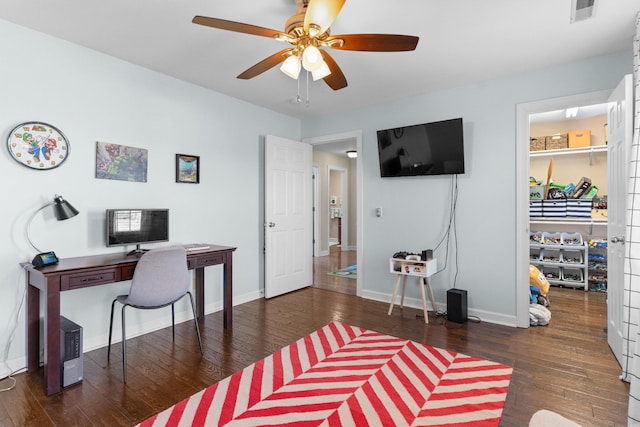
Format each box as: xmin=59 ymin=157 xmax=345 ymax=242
xmin=139 ymin=322 xmax=512 ymax=426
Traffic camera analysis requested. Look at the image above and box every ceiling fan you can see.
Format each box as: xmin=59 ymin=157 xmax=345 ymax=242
xmin=192 ymin=0 xmax=419 ymax=91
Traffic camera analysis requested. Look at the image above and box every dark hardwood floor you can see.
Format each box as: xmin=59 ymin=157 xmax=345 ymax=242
xmin=0 ymin=285 xmax=628 ymax=426
xmin=312 ymin=245 xmax=357 ymax=295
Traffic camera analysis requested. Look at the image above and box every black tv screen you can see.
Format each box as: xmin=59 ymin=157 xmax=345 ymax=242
xmin=106 ymin=209 xmax=169 ymax=248
xmin=376 ymin=117 xmax=465 ymax=177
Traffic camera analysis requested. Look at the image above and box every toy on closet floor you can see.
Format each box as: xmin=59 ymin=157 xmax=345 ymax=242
xmin=529 ymin=264 xmax=550 ymax=306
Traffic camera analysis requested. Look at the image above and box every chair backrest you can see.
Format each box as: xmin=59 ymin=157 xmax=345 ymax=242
xmin=125 ymin=247 xmax=189 ymax=307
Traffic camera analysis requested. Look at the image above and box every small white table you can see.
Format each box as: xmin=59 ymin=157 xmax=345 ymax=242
xmin=387 ymin=257 xmax=438 ymax=324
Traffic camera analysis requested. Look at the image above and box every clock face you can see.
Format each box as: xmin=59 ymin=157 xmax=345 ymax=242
xmin=7 ymin=122 xmax=70 ymax=170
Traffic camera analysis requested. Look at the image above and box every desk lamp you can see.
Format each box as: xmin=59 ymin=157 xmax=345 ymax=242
xmin=26 ymin=194 xmax=79 ymax=267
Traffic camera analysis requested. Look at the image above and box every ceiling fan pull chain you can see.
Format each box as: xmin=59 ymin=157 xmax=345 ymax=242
xmin=306 ymin=70 xmax=310 ymax=107
xmin=296 ymin=72 xmax=302 ymax=104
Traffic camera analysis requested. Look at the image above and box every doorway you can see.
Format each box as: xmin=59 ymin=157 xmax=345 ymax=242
xmin=305 ymin=131 xmax=363 ymax=296
xmin=516 ymin=89 xmax=613 ymax=328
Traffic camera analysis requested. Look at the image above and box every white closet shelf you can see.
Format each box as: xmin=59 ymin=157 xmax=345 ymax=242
xmin=530 ymin=145 xmax=607 ymax=158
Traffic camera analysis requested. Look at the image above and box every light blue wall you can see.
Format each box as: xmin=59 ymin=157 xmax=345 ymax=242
xmin=0 ymin=19 xmax=300 ymax=375
xmin=302 ymin=50 xmax=632 ymax=324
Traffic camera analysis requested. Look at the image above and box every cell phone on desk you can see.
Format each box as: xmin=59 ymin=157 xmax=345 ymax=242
xmin=32 ymin=251 xmax=59 ymax=268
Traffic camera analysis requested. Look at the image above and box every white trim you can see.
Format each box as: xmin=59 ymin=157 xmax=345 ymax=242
xmin=516 ymin=90 xmax=611 ymax=328
xmin=312 ymin=164 xmax=320 ymax=257
xmin=328 ymin=165 xmax=348 ymax=249
xmin=360 ymin=290 xmax=517 ymax=327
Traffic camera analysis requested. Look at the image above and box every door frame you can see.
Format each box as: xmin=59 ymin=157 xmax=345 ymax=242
xmin=312 ymin=164 xmax=320 ymax=257
xmin=304 ymin=130 xmax=363 ymax=296
xmin=328 ymin=166 xmax=348 ymax=248
xmin=516 ymin=89 xmax=611 ymax=327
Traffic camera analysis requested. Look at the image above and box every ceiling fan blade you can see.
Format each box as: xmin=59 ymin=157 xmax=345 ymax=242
xmin=304 ymin=0 xmax=346 ymax=35
xmin=237 ymin=49 xmax=292 ymax=80
xmin=320 ymin=50 xmax=347 ymax=91
xmin=192 ymin=15 xmax=287 ymax=39
xmin=327 ymin=34 xmax=419 ymax=52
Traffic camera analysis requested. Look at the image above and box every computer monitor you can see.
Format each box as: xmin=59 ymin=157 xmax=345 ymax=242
xmin=106 ymin=209 xmax=169 ymax=255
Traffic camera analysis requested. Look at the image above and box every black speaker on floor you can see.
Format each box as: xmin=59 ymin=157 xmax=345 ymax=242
xmin=447 ymin=289 xmax=468 ymax=323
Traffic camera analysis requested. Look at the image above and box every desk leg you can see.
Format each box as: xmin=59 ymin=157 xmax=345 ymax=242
xmin=26 ymin=282 xmax=39 ymax=372
xmin=44 ymin=278 xmax=62 ymax=395
xmin=195 ymin=267 xmax=205 ymax=322
xmin=419 ymin=278 xmax=429 ymax=324
xmin=400 ymin=276 xmax=408 ymax=308
xmin=223 ymin=253 xmax=233 ymax=329
xmin=387 ymin=275 xmax=402 ymax=316
xmin=425 ymin=276 xmax=438 ymax=315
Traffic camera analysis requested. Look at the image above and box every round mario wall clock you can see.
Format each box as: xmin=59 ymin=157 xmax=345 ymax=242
xmin=7 ymin=121 xmax=70 ymax=170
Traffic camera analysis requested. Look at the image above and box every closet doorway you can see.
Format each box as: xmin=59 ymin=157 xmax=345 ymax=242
xmin=305 ymin=131 xmax=362 ymax=296
xmin=516 ymin=88 xmax=617 ymax=328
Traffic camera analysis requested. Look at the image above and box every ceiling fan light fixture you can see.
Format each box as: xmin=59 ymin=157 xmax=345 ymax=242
xmin=302 ymin=45 xmax=323 ymax=71
xmin=311 ymin=61 xmax=331 ymax=80
xmin=280 ymin=55 xmax=301 ymax=79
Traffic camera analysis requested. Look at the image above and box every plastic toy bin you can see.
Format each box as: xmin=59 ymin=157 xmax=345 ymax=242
xmin=561 ymin=249 xmax=583 ymax=264
xmin=542 ymin=265 xmax=561 ymax=280
xmin=540 ymin=249 xmax=561 ymax=263
xmin=562 ymin=267 xmax=584 ymax=282
xmin=561 ymin=232 xmax=583 ymax=246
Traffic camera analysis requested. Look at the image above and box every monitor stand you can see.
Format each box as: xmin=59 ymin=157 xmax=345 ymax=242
xmin=127 ymin=244 xmax=149 ymax=256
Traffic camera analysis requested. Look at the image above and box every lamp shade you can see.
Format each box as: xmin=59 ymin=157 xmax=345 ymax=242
xmin=53 ymin=195 xmax=79 ymax=220
xmin=311 ymin=61 xmax=331 ymax=81
xmin=302 ymin=46 xmax=323 ymax=72
xmin=280 ymin=55 xmax=301 ymax=79
xmin=26 ymin=194 xmax=80 ymax=254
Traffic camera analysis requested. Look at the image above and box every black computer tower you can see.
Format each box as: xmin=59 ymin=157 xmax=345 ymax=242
xmin=60 ymin=316 xmax=83 ymax=387
xmin=446 ymin=289 xmax=468 ymax=323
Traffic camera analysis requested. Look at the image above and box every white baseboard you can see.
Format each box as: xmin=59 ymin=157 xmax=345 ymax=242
xmin=360 ymin=290 xmax=517 ymax=328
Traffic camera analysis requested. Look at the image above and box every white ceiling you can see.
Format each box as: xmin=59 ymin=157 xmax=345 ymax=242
xmin=0 ymin=1 xmax=637 ymax=120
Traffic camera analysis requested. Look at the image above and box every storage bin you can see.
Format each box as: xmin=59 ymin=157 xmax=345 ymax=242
xmin=561 ymin=232 xmax=583 ymax=246
xmin=541 ymin=232 xmax=562 ymax=245
xmin=568 ymin=129 xmax=591 ymax=148
xmin=562 ymin=267 xmax=583 ymax=282
xmin=542 ymin=200 xmax=566 ymax=218
xmin=561 ymin=249 xmax=583 ymax=264
xmin=530 ymin=247 xmax=541 ymax=261
xmin=530 ymin=231 xmax=543 ymax=244
xmin=540 ymin=249 xmax=561 ymax=263
xmin=529 ymin=200 xmax=543 ymax=218
xmin=530 ymin=137 xmax=546 ymax=151
xmin=542 ymin=265 xmax=561 ymax=280
xmin=566 ymin=199 xmax=592 ymax=218
xmin=545 ymin=134 xmax=568 ymax=150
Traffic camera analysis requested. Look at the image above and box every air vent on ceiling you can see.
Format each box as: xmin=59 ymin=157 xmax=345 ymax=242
xmin=571 ymin=0 xmax=597 ymax=23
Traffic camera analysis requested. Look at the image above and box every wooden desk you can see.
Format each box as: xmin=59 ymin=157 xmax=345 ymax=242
xmin=22 ymin=244 xmax=236 ymax=396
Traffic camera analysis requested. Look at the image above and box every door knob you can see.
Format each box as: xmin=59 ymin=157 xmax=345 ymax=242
xmin=267 ymin=222 xmax=276 ymax=228
xmin=611 ymin=236 xmax=625 ymax=244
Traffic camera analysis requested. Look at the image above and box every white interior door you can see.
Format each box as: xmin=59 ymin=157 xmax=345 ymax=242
xmin=607 ymin=74 xmax=633 ymax=368
xmin=264 ymin=135 xmax=313 ymax=299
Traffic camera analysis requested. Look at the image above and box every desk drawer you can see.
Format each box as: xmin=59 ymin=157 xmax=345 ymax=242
xmin=191 ymin=253 xmax=224 ymax=268
xmin=61 ymin=268 xmax=119 ymax=290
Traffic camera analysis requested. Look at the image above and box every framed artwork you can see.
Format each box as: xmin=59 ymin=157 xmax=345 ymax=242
xmin=176 ymin=154 xmax=200 ymax=184
xmin=95 ymin=141 xmax=148 ymax=182
xmin=6 ymin=121 xmax=70 ymax=170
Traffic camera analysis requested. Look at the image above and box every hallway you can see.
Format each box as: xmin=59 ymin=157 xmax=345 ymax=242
xmin=312 ymin=245 xmax=357 ymax=295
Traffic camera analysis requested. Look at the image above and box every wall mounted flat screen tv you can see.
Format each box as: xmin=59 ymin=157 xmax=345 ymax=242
xmin=377 ymin=117 xmax=465 ymax=177
xmin=106 ymin=209 xmax=169 ymax=254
